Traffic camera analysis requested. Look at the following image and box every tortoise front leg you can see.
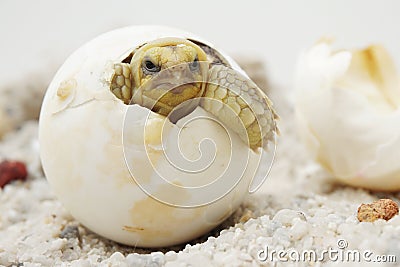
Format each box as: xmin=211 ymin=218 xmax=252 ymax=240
xmin=111 ymin=63 xmax=132 ymax=104
xmin=201 ymin=65 xmax=278 ymax=149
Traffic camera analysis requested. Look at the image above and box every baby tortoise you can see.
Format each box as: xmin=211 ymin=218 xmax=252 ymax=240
xmin=111 ymin=38 xmax=278 ymax=149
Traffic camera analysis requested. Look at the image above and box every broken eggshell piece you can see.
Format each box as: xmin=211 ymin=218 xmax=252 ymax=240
xmin=39 ymin=25 xmax=273 ymax=247
xmin=295 ymin=41 xmax=400 ymax=191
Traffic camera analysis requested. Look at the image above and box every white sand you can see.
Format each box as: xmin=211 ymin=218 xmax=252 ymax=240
xmin=0 ymin=68 xmax=399 ymax=267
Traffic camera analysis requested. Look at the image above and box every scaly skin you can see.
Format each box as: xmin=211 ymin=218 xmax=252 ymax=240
xmin=203 ymin=64 xmax=277 ymax=148
xmin=111 ymin=38 xmax=277 ymax=149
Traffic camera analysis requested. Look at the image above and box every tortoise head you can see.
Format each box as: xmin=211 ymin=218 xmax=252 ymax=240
xmin=130 ymin=38 xmax=209 ymax=116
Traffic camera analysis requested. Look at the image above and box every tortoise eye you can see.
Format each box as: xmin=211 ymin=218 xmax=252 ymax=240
xmin=189 ymin=57 xmax=199 ymax=72
xmin=142 ymin=60 xmax=160 ymax=73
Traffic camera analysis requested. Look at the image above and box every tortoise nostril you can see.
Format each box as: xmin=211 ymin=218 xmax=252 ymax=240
xmin=171 ymin=65 xmax=184 ymax=71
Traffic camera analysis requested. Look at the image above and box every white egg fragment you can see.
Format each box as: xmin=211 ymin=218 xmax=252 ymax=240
xmin=39 ymin=25 xmax=276 ymax=247
xmin=295 ymin=41 xmax=400 ymax=191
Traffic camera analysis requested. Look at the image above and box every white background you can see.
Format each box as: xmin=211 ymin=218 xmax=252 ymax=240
xmin=1 ymin=0 xmax=399 ymax=88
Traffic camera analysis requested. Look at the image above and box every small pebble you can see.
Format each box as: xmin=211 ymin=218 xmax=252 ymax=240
xmin=59 ymin=225 xmax=80 ymax=240
xmin=109 ymin=252 xmax=125 ymax=262
xmin=357 ymin=199 xmax=399 ymax=222
xmin=164 ymin=251 xmax=177 ymax=261
xmin=290 ymin=218 xmax=309 ymax=240
xmin=0 ymin=160 xmax=28 ymax=188
xmin=239 ymin=209 xmax=254 ymax=223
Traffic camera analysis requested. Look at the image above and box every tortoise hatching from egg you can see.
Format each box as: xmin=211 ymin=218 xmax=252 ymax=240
xmin=39 ymin=26 xmax=279 ymax=247
xmin=110 ymin=38 xmax=278 ymax=149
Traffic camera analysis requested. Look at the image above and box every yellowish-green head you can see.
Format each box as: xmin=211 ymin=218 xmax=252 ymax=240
xmin=130 ymin=38 xmax=209 ymax=115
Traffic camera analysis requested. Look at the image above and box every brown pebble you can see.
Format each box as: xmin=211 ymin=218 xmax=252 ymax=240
xmin=0 ymin=160 xmax=28 ymax=188
xmin=357 ymin=199 xmax=399 ymax=222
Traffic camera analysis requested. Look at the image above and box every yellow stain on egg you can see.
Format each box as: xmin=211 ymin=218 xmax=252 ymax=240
xmin=57 ymin=79 xmax=77 ymax=100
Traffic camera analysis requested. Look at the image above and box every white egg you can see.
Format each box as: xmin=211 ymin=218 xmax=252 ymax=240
xmin=39 ymin=25 xmax=275 ymax=247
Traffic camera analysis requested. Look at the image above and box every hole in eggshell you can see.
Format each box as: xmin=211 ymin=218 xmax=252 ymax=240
xmin=187 ymin=39 xmax=230 ymax=66
xmin=121 ymin=52 xmax=133 ymax=64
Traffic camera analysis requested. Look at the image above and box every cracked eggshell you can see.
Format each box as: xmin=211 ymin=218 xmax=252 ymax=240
xmin=295 ymin=41 xmax=400 ymax=191
xmin=39 ymin=25 xmax=262 ymax=247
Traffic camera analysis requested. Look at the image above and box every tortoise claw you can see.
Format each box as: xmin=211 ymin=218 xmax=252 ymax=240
xmin=111 ymin=63 xmax=132 ymax=104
